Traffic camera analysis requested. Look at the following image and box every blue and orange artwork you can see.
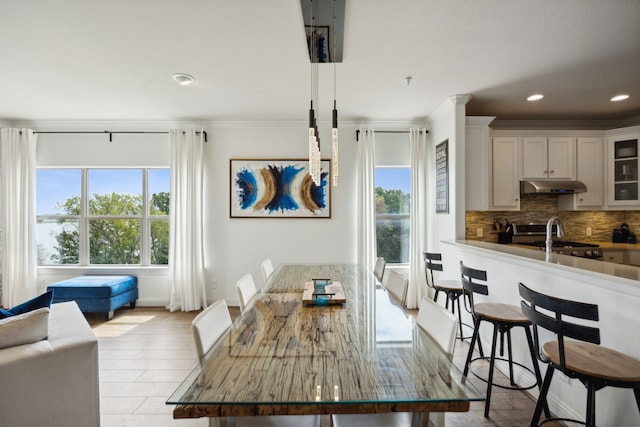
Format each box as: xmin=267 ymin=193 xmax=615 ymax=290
xmin=231 ymin=160 xmax=330 ymax=218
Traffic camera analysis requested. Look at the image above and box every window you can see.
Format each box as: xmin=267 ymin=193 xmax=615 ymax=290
xmin=36 ymin=168 xmax=170 ymax=266
xmin=375 ymin=167 xmax=410 ymax=263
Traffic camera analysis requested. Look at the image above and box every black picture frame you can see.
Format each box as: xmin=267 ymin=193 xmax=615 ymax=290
xmin=435 ymin=140 xmax=449 ymax=213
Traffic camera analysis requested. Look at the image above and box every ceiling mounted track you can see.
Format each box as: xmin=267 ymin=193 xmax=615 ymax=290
xmin=300 ymin=0 xmax=345 ymax=63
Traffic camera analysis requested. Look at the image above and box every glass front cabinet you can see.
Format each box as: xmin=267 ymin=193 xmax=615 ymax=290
xmin=608 ymin=134 xmax=640 ymax=206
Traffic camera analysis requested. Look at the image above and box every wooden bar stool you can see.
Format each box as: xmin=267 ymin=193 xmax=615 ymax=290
xmin=460 ymin=261 xmax=547 ymax=418
xmin=519 ymin=282 xmax=640 ymax=427
xmin=423 ymin=252 xmax=471 ymax=340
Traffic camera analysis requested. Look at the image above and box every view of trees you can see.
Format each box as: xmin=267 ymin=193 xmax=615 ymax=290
xmin=51 ymin=192 xmax=169 ymax=265
xmin=375 ymin=186 xmax=410 ymax=263
xmin=149 ymin=192 xmax=170 ymax=265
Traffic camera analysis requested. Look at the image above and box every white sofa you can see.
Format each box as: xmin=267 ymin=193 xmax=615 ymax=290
xmin=0 ymin=301 xmax=100 ymax=426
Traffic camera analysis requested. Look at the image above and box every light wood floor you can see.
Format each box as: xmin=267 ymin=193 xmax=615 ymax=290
xmin=88 ymin=306 xmax=565 ymax=427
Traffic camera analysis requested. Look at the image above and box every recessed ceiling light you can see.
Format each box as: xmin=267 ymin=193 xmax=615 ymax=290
xmin=527 ymin=94 xmax=544 ymax=101
xmin=611 ymin=94 xmax=629 ymax=102
xmin=172 ymin=73 xmax=195 ymax=85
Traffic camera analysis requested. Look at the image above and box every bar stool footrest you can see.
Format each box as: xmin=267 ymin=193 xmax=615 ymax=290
xmin=468 ymin=356 xmax=539 ymax=391
xmin=457 ymin=321 xmax=474 ymax=341
xmin=539 ymin=417 xmax=586 ymax=426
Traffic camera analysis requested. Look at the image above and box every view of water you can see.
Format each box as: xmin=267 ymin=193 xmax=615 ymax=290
xmin=36 ymin=220 xmax=77 ymax=264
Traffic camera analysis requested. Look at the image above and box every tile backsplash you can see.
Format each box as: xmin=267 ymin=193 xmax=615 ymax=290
xmin=466 ymin=194 xmax=640 ymax=243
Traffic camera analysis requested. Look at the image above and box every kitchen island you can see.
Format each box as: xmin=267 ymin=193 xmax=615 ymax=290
xmin=440 ymin=240 xmax=640 ymax=427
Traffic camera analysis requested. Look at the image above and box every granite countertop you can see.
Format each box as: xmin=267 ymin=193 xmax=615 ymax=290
xmin=510 ymin=241 xmax=639 ymax=250
xmin=448 ymin=240 xmax=640 ymax=286
xmin=595 ymin=241 xmax=640 ymax=250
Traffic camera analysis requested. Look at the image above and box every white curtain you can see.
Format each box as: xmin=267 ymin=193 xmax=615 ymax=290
xmin=0 ymin=128 xmax=38 ymax=307
xmin=357 ymin=128 xmax=376 ymax=275
xmin=168 ymin=129 xmax=207 ymax=312
xmin=406 ymin=128 xmax=428 ymax=309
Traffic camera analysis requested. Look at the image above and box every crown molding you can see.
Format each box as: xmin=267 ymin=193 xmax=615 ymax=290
xmin=466 ymin=116 xmax=496 ymax=127
xmin=620 ymin=114 xmax=640 ymax=128
xmin=9 ymin=113 xmax=635 ymax=133
xmin=450 ymin=94 xmax=472 ymax=105
xmin=489 ymin=118 xmax=639 ymax=131
xmin=1 ymin=119 xmax=206 ymax=132
xmin=0 ymin=118 xmax=432 ymax=131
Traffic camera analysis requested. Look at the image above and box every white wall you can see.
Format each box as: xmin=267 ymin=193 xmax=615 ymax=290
xmin=35 ymin=122 xmax=360 ymax=306
xmin=203 ymin=122 xmax=359 ymax=304
xmin=426 ymin=96 xmax=470 ymax=279
xmin=31 ymin=117 xmax=449 ymax=307
xmin=375 ymin=132 xmax=410 ymax=166
xmin=36 ymin=132 xmax=170 ymax=167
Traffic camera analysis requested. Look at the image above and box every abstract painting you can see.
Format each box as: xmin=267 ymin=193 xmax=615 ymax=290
xmin=230 ymin=159 xmax=331 ymax=218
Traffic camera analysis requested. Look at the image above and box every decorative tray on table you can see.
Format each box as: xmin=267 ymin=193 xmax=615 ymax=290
xmin=302 ymin=279 xmax=346 ymax=306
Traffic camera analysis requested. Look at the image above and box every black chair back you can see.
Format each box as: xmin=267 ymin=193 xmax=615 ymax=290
xmin=518 ymin=282 xmax=601 ymax=372
xmin=459 ymin=261 xmax=488 ymax=316
xmin=423 ymin=252 xmax=444 ymax=290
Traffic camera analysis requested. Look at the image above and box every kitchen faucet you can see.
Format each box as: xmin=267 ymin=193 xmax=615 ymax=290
xmin=546 ymin=216 xmax=565 ymax=256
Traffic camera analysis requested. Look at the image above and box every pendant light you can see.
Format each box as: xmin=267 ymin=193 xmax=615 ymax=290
xmin=308 ymin=0 xmax=321 ymax=186
xmin=306 ymin=0 xmax=339 ymax=187
xmin=331 ymin=0 xmax=339 ymax=187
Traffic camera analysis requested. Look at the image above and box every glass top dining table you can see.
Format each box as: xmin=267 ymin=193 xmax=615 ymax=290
xmin=167 ymin=263 xmax=483 ymax=420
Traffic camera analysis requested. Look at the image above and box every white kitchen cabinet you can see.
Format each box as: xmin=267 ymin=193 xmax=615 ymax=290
xmin=626 ymin=250 xmax=640 ymax=266
xmin=602 ymin=249 xmax=625 ymax=264
xmin=522 ymin=136 xmax=575 ymax=180
xmin=465 ymin=117 xmax=495 ymax=210
xmin=607 ymin=133 xmax=640 ymax=207
xmin=559 ymin=137 xmax=603 ymax=210
xmin=492 ymin=137 xmax=520 ymax=210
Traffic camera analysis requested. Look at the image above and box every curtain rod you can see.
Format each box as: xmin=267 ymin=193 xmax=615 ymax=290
xmin=355 ymin=129 xmax=428 ymax=142
xmin=28 ymin=130 xmax=208 ymax=143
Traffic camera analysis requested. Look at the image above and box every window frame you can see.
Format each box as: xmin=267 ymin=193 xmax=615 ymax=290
xmin=36 ymin=167 xmax=169 ymax=267
xmin=374 ymin=166 xmax=411 ymax=265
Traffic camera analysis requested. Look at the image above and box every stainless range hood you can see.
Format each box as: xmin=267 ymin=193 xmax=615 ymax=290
xmin=520 ymin=180 xmax=588 ymax=194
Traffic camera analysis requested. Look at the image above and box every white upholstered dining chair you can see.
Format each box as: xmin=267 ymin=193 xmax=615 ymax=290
xmin=332 ymin=296 xmax=459 ymax=427
xmin=414 ymin=297 xmax=458 ymax=358
xmin=191 ymin=299 xmax=233 ymax=361
xmin=261 ymin=258 xmax=274 ymax=285
xmin=385 ymin=270 xmax=408 ymax=306
xmin=373 ymin=257 xmax=386 ymax=284
xmin=191 ymin=299 xmax=320 ymax=427
xmin=235 ymin=273 xmax=258 ymax=313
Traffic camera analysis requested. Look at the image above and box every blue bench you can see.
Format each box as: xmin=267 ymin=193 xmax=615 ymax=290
xmin=47 ymin=275 xmax=138 ymax=320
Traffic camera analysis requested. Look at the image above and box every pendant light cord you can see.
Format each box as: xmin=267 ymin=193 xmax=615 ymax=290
xmin=333 ymin=0 xmax=337 ymax=102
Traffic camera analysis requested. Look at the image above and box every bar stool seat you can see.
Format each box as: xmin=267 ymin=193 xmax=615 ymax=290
xmin=473 ymin=302 xmax=529 ymax=324
xmin=433 ymin=279 xmax=463 ymax=292
xmin=542 ymin=340 xmax=640 ymax=383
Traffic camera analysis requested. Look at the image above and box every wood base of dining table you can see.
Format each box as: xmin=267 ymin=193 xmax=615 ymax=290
xmin=173 ymin=401 xmax=471 ymax=419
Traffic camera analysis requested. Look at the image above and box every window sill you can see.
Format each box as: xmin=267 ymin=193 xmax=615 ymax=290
xmin=37 ymin=265 xmax=168 ymax=276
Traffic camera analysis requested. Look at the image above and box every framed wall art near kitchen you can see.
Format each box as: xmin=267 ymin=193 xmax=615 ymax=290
xmin=230 ymin=158 xmax=331 ymax=218
xmin=435 ymin=139 xmax=449 ymax=213
xmin=305 ymin=25 xmax=330 ymax=62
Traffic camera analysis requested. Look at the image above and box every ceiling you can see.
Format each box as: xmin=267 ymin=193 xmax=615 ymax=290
xmin=1 ymin=0 xmax=639 ymax=125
